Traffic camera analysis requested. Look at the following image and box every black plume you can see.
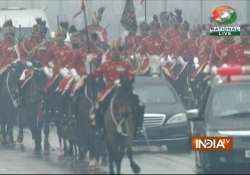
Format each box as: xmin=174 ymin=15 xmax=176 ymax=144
xmin=41 ymin=20 xmax=46 ymax=26
xmin=153 ymin=14 xmax=158 ymax=22
xmin=69 ymin=25 xmax=77 ymax=33
xmin=98 ymin=7 xmax=105 ymax=16
xmin=60 ymin=22 xmax=69 ymax=30
xmin=175 ymin=8 xmax=182 ymax=15
xmin=3 ymin=19 xmax=13 ymax=27
xmin=36 ymin=18 xmax=42 ymax=25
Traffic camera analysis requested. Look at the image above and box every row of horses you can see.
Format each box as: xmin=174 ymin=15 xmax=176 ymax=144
xmin=0 ymin=60 xmax=141 ymax=174
xmin=0 ymin=56 xmax=208 ymax=174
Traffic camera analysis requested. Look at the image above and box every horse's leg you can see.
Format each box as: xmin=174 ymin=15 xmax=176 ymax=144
xmin=69 ymin=140 xmax=74 ymax=157
xmin=17 ymin=113 xmax=24 ymax=144
xmin=34 ymin=122 xmax=42 ymax=154
xmin=63 ymin=138 xmax=68 ymax=157
xmin=127 ymin=147 xmax=140 ymax=174
xmin=107 ymin=146 xmax=115 ymax=174
xmin=43 ymin=115 xmax=50 ymax=152
xmin=1 ymin=122 xmax=7 ymax=146
xmin=7 ymin=120 xmax=15 ymax=148
xmin=115 ymin=147 xmax=124 ymax=174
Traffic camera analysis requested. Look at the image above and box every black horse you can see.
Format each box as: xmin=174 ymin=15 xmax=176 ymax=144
xmin=74 ymin=74 xmax=108 ymax=166
xmin=0 ymin=62 xmax=24 ymax=147
xmin=103 ymin=78 xmax=141 ymax=174
xmin=18 ymin=62 xmax=48 ymax=154
xmin=55 ymin=80 xmax=79 ymax=158
xmin=42 ymin=74 xmax=63 ymax=152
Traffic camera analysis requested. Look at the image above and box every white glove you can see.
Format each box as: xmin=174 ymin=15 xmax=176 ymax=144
xmin=48 ymin=61 xmax=54 ymax=68
xmin=193 ymin=57 xmax=199 ymax=65
xmin=13 ymin=59 xmax=21 ymax=64
xmin=114 ymin=79 xmax=121 ymax=86
xmin=26 ymin=61 xmax=33 ymax=67
xmin=160 ymin=57 xmax=166 ymax=65
xmin=177 ymin=56 xmax=185 ymax=64
xmin=203 ymin=65 xmax=211 ymax=73
xmin=43 ymin=66 xmax=53 ymax=79
xmin=102 ymin=54 xmax=107 ymax=64
xmin=211 ymin=66 xmax=218 ymax=74
xmin=60 ymin=67 xmax=70 ymax=78
xmin=70 ymin=68 xmax=80 ymax=80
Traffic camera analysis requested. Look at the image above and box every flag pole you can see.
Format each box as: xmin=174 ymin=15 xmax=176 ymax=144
xmin=200 ymin=0 xmax=203 ymax=25
xmin=82 ymin=1 xmax=91 ymax=53
xmin=144 ymin=0 xmax=147 ymax=22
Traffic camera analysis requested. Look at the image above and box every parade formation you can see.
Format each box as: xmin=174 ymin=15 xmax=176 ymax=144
xmin=0 ymin=0 xmax=250 ymax=174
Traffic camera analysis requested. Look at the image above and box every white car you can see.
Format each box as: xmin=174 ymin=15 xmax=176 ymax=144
xmin=0 ymin=7 xmax=51 ymax=40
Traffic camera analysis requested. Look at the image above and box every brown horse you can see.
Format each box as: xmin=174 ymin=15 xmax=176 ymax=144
xmin=104 ymin=78 xmax=140 ymax=174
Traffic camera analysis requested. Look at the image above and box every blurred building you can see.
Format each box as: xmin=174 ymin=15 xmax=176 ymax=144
xmin=0 ymin=0 xmax=248 ymax=40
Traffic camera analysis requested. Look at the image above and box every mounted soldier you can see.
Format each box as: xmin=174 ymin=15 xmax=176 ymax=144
xmin=43 ymin=22 xmax=73 ymax=93
xmin=137 ymin=15 xmax=169 ymax=76
xmin=90 ymin=41 xmax=144 ymax=135
xmin=0 ymin=20 xmax=19 ymax=76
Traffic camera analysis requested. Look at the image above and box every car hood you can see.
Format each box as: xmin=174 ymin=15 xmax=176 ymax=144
xmin=144 ymin=103 xmax=185 ymax=116
xmin=207 ymin=117 xmax=250 ymax=130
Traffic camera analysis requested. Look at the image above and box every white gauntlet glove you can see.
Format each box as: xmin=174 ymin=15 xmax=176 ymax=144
xmin=60 ymin=67 xmax=70 ymax=78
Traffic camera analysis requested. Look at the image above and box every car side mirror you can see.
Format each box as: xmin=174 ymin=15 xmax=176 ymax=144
xmin=186 ymin=109 xmax=200 ymax=121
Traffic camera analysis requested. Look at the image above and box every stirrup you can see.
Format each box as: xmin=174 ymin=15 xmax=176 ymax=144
xmin=117 ymin=125 xmax=122 ymax=134
xmin=95 ymin=103 xmax=99 ymax=109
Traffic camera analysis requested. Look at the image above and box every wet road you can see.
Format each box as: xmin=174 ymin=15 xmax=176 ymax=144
xmin=0 ymin=126 xmax=195 ymax=174
xmin=2 ymin=127 xmax=250 ymax=174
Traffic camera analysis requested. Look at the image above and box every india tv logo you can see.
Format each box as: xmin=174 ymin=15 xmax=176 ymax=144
xmin=209 ymin=5 xmax=240 ymax=36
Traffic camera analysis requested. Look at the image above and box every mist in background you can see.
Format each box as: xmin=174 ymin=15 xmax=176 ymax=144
xmin=0 ymin=0 xmax=248 ymax=40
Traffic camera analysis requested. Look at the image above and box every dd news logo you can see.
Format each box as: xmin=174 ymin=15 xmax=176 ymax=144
xmin=192 ymin=136 xmax=233 ymax=151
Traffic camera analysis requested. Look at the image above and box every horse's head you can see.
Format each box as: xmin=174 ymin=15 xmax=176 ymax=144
xmin=21 ymin=60 xmax=48 ymax=104
xmin=0 ymin=61 xmax=25 ymax=107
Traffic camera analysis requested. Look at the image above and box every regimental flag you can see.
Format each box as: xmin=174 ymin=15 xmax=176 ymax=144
xmin=120 ymin=0 xmax=138 ymax=32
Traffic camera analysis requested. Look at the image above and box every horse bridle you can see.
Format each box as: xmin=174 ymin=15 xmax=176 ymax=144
xmin=6 ymin=68 xmax=19 ymax=108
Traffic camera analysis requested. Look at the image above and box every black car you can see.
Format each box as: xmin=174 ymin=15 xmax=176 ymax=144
xmin=187 ymin=68 xmax=250 ymax=172
xmin=133 ymin=76 xmax=191 ymax=151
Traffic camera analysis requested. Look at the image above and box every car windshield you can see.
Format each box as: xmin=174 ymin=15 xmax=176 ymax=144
xmin=210 ymin=83 xmax=250 ymax=118
xmin=135 ymin=84 xmax=177 ymax=104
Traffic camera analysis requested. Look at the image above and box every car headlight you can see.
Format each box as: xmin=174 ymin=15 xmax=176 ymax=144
xmin=166 ymin=113 xmax=187 ymax=124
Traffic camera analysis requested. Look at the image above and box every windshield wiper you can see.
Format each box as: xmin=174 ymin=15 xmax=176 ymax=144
xmin=218 ymin=111 xmax=250 ymax=118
